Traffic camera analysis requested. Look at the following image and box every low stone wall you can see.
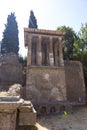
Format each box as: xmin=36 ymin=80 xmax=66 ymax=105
xmin=65 ymin=61 xmax=86 ymax=102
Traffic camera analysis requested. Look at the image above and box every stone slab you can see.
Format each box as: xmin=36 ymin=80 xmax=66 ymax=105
xmin=19 ymin=102 xmax=36 ymax=126
xmin=19 ymin=111 xmax=36 ymax=126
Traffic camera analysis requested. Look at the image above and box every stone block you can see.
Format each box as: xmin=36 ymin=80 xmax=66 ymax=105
xmin=19 ymin=111 xmax=36 ymax=126
xmin=18 ymin=101 xmax=36 ymax=126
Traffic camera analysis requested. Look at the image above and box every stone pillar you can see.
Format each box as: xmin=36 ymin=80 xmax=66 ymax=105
xmin=27 ymin=36 xmax=32 ymax=65
xmin=0 ymin=109 xmax=17 ymax=130
xmin=0 ymin=97 xmax=24 ymax=130
xmin=59 ymin=37 xmax=64 ymax=66
xmin=54 ymin=41 xmax=59 ymax=66
xmin=37 ymin=35 xmax=42 ymax=65
xmin=49 ymin=37 xmax=54 ymax=66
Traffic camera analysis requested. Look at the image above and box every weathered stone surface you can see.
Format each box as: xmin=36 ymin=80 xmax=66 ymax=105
xmin=0 ymin=110 xmax=17 ymax=130
xmin=50 ymin=87 xmax=64 ymax=101
xmin=0 ymin=98 xmax=23 ymax=109
xmin=0 ymin=53 xmax=23 ymax=90
xmin=65 ymin=61 xmax=86 ymax=102
xmin=0 ymin=96 xmax=20 ymax=102
xmin=24 ymin=28 xmax=86 ymax=117
xmin=24 ymin=28 xmax=65 ymax=45
xmin=26 ymin=61 xmax=86 ymax=103
xmin=26 ymin=66 xmax=66 ymax=102
xmin=0 ymin=84 xmax=23 ymax=98
xmin=19 ymin=101 xmax=36 ymax=126
xmin=7 ymin=84 xmax=22 ymax=96
xmin=25 ymin=28 xmax=64 ymax=67
xmin=0 ymin=98 xmax=24 ymax=130
xmin=0 ymin=98 xmax=36 ymax=130
xmin=26 ymin=85 xmax=41 ymax=101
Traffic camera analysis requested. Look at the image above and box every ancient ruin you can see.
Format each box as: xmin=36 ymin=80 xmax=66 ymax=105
xmin=0 ymin=28 xmax=86 ymax=129
xmin=0 ymin=84 xmax=36 ymax=130
xmin=24 ymin=28 xmax=86 ymax=114
xmin=24 ymin=28 xmax=66 ymax=101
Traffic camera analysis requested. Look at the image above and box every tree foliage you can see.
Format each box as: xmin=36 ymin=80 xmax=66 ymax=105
xmin=73 ymin=23 xmax=87 ymax=89
xmin=57 ymin=24 xmax=87 ymax=89
xmin=78 ymin=23 xmax=87 ymax=49
xmin=73 ymin=23 xmax=87 ymax=62
xmin=57 ymin=26 xmax=76 ymax=60
xmin=28 ymin=10 xmax=38 ymax=28
xmin=1 ymin=12 xmax=19 ymax=55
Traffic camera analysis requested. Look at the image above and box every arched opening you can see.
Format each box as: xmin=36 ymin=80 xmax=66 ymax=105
xmin=40 ymin=106 xmax=46 ymax=114
xmin=50 ymin=106 xmax=56 ymax=113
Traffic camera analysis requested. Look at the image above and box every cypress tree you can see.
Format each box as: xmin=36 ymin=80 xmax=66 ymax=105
xmin=1 ymin=12 xmax=19 ymax=55
xmin=28 ymin=10 xmax=38 ymax=28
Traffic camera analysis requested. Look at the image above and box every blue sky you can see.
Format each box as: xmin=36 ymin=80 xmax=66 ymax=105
xmin=0 ymin=0 xmax=87 ymax=56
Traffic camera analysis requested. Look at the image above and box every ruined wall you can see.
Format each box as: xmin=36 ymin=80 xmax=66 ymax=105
xmin=65 ymin=61 xmax=86 ymax=102
xmin=26 ymin=66 xmax=67 ymax=102
xmin=0 ymin=53 xmax=23 ymax=90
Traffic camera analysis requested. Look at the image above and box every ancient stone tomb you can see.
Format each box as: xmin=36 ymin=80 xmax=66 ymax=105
xmin=24 ymin=28 xmax=86 ymax=114
xmin=24 ymin=28 xmax=67 ymax=102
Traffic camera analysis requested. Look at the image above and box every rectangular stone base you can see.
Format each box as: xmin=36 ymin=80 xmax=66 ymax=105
xmin=26 ymin=66 xmax=67 ymax=102
xmin=18 ymin=101 xmax=36 ymax=126
xmin=19 ymin=111 xmax=36 ymax=126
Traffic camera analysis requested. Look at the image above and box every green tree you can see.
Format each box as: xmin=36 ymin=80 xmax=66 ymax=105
xmin=28 ymin=10 xmax=38 ymax=28
xmin=73 ymin=23 xmax=87 ymax=64
xmin=78 ymin=23 xmax=87 ymax=49
xmin=73 ymin=23 xmax=87 ymax=90
xmin=73 ymin=23 xmax=87 ymax=59
xmin=57 ymin=26 xmax=77 ymax=60
xmin=1 ymin=12 xmax=19 ymax=55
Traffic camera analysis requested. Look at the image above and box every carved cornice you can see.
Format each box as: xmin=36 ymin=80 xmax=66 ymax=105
xmin=24 ymin=28 xmax=65 ymax=36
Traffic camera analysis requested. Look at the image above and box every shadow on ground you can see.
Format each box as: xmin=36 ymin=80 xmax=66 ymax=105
xmin=18 ymin=125 xmax=38 ymax=130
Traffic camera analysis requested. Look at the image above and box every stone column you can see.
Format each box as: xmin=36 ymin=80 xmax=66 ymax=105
xmin=0 ymin=110 xmax=17 ymax=130
xmin=49 ymin=37 xmax=54 ymax=66
xmin=58 ymin=37 xmax=64 ymax=66
xmin=36 ymin=35 xmax=42 ymax=65
xmin=27 ymin=36 xmax=32 ymax=66
xmin=54 ymin=41 xmax=58 ymax=66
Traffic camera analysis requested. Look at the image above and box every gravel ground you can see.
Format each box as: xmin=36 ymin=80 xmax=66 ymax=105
xmin=35 ymin=105 xmax=87 ymax=130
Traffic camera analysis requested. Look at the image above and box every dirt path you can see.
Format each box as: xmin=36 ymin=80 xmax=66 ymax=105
xmin=35 ymin=105 xmax=87 ymax=130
